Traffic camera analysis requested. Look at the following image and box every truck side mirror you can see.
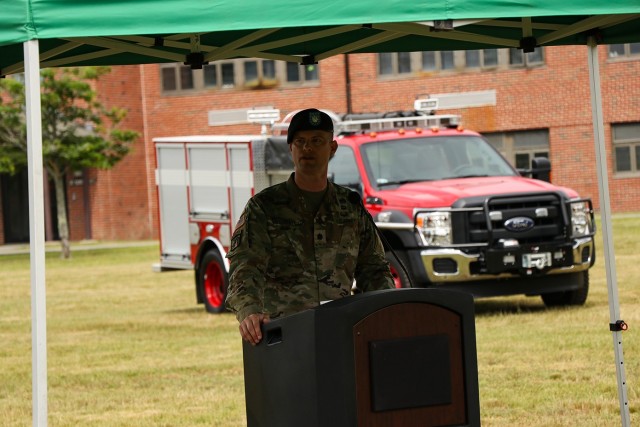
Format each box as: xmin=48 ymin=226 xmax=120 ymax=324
xmin=531 ymin=157 xmax=551 ymax=182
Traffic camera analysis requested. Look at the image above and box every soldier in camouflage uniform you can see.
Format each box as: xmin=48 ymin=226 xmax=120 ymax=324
xmin=225 ymin=108 xmax=394 ymax=344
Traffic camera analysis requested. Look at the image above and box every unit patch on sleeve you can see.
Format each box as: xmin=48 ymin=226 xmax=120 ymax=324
xmin=230 ymin=211 xmax=248 ymax=250
xmin=234 ymin=212 xmax=246 ymax=231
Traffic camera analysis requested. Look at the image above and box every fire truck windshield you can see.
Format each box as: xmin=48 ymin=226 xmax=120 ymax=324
xmin=360 ymin=136 xmax=518 ymax=187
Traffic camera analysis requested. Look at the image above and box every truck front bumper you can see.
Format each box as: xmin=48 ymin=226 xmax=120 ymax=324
xmin=419 ymin=237 xmax=594 ymax=283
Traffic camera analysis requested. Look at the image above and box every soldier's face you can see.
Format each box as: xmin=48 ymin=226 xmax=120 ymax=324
xmin=289 ymin=130 xmax=337 ymax=174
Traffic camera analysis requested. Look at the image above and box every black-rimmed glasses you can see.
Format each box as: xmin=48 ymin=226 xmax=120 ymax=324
xmin=291 ymin=136 xmax=330 ymax=147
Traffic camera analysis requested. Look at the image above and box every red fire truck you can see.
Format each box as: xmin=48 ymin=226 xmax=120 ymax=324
xmin=153 ymin=101 xmax=595 ymax=313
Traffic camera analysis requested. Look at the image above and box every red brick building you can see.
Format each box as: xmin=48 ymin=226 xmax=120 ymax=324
xmin=1 ymin=44 xmax=638 ymax=243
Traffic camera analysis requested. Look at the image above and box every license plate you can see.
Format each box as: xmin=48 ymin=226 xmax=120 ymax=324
xmin=522 ymin=252 xmax=552 ymax=269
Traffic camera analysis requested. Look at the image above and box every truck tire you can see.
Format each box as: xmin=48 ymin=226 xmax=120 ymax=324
xmin=541 ymin=271 xmax=589 ymax=307
xmin=198 ymin=250 xmax=228 ymax=314
xmin=386 ymin=251 xmax=413 ymax=289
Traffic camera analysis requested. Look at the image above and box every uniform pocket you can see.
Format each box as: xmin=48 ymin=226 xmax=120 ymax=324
xmin=268 ymin=220 xmax=305 ymax=270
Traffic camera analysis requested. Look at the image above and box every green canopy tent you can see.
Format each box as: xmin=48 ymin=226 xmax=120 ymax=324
xmin=1 ymin=2 xmax=639 ymax=425
xmin=1 ymin=3 xmax=640 ymax=71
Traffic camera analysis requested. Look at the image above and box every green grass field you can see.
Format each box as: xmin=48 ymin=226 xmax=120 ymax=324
xmin=1 ymin=216 xmax=638 ymax=426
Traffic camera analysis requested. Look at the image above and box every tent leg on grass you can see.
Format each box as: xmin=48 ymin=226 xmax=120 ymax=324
xmin=587 ymin=37 xmax=631 ymax=427
xmin=25 ymin=39 xmax=48 ymax=427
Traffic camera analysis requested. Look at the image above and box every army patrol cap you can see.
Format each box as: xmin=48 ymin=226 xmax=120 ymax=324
xmin=287 ymin=108 xmax=334 ymax=144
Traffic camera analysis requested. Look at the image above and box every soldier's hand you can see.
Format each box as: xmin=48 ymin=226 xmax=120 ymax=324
xmin=239 ymin=313 xmax=270 ymax=345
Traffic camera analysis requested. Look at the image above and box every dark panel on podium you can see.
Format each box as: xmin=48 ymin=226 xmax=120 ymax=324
xmin=242 ymin=288 xmax=480 ymax=427
xmin=354 ymin=303 xmax=467 ymax=426
xmin=369 ymin=334 xmax=452 ymax=412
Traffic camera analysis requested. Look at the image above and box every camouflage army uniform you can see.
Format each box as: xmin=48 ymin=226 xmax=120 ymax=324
xmin=225 ymin=173 xmax=394 ymax=322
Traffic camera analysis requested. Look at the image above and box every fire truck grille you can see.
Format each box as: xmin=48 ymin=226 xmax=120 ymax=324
xmin=462 ymin=193 xmax=567 ymax=245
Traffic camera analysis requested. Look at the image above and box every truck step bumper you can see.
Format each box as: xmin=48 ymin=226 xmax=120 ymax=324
xmin=418 ymin=237 xmax=594 ymax=283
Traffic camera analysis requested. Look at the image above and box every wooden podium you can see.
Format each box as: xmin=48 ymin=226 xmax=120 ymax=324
xmin=242 ymin=288 xmax=480 ymax=427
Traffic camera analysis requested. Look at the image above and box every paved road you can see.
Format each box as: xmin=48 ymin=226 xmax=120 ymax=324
xmin=0 ymin=240 xmax=158 ymax=256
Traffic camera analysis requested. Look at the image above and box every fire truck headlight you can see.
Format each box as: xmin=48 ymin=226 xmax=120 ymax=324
xmin=569 ymin=201 xmax=594 ymax=238
xmin=377 ymin=211 xmax=393 ymax=223
xmin=415 ymin=211 xmax=452 ymax=246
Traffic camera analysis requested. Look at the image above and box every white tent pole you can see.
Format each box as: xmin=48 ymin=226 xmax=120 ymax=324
xmin=586 ymin=37 xmax=630 ymax=426
xmin=24 ymin=39 xmax=48 ymax=427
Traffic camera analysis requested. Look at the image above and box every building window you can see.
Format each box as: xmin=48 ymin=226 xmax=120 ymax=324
xmin=161 ymin=64 xmax=196 ymax=92
xmin=179 ymin=66 xmax=194 ymax=90
xmin=509 ymin=47 xmax=544 ymax=68
xmin=378 ymin=53 xmax=393 ymax=75
xmin=378 ymin=51 xmax=460 ymax=75
xmin=441 ymin=51 xmax=455 ymax=70
xmin=203 ymin=64 xmax=217 ymax=87
xmin=286 ymin=63 xmax=320 ymax=83
xmin=244 ymin=61 xmax=258 ymax=84
xmin=242 ymin=60 xmax=278 ymax=87
xmin=221 ymin=63 xmax=235 ymax=87
xmin=304 ymin=64 xmax=319 ymax=82
xmin=398 ymin=52 xmax=412 ymax=73
xmin=421 ymin=52 xmax=436 ymax=71
xmin=378 ymin=48 xmax=527 ymax=77
xmin=421 ymin=51 xmax=455 ymax=71
xmin=612 ymin=123 xmax=640 ymax=175
xmin=379 ymin=52 xmax=412 ymax=75
xmin=200 ymin=62 xmax=235 ymax=89
xmin=286 ymin=62 xmax=300 ymax=82
xmin=161 ymin=67 xmax=177 ymax=91
xmin=483 ymin=129 xmax=549 ymax=169
xmin=161 ymin=59 xmax=318 ymax=93
xmin=465 ymin=49 xmax=498 ymax=68
xmin=608 ymin=43 xmax=640 ymax=59
xmin=263 ymin=60 xmax=276 ymax=79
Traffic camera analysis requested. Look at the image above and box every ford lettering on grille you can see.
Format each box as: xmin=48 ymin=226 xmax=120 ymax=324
xmin=504 ymin=216 xmax=535 ymax=232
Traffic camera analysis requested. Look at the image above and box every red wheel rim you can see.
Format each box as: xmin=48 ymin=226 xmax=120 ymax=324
xmin=389 ymin=265 xmax=403 ymax=289
xmin=204 ymin=261 xmax=225 ymax=308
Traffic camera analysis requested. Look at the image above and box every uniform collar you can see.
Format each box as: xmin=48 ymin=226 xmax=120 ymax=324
xmin=285 ymin=173 xmax=338 ymax=213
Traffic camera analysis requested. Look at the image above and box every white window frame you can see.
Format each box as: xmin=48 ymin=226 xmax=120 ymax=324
xmin=612 ymin=123 xmax=640 ymax=176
